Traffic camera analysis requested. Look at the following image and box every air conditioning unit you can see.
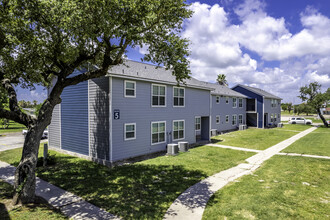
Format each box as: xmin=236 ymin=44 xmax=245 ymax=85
xmin=210 ymin=129 xmax=217 ymax=137
xmin=167 ymin=144 xmax=179 ymax=155
xmin=178 ymin=141 xmax=189 ymax=152
xmin=239 ymin=124 xmax=247 ymax=130
xmin=277 ymin=123 xmax=283 ymax=128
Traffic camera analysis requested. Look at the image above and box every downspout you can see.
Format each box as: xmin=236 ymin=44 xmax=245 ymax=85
xmin=262 ymin=96 xmax=265 ymax=128
xmin=109 ymin=76 xmax=113 ymax=163
xmin=209 ymin=92 xmax=212 ymax=141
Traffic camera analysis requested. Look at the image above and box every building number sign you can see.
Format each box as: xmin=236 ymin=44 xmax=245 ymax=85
xmin=114 ymin=109 xmax=120 ymax=120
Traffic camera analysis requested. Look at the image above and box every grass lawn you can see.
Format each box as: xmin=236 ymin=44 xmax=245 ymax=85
xmin=0 ymin=180 xmax=66 ymax=220
xmin=203 ymin=156 xmax=330 ymax=219
xmin=0 ymin=121 xmax=25 ymax=134
xmin=0 ymin=145 xmax=254 ymax=219
xmin=282 ymin=127 xmax=330 ymax=156
xmin=211 ymin=124 xmax=312 ymax=150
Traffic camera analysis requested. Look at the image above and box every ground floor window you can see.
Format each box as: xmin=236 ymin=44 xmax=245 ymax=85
xmin=124 ymin=123 xmax=136 ymax=140
xmin=151 ymin=121 xmax=166 ymax=144
xmin=239 ymin=114 xmax=243 ymax=124
xmin=274 ymin=113 xmax=277 ymax=122
xmin=232 ymin=115 xmax=237 ymax=126
xmin=173 ymin=120 xmax=184 ymax=140
xmin=216 ymin=115 xmax=220 ymax=124
xmin=195 ymin=117 xmax=201 ymax=131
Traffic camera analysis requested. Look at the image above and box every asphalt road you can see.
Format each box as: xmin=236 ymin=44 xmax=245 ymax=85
xmin=0 ymin=132 xmax=47 ymax=152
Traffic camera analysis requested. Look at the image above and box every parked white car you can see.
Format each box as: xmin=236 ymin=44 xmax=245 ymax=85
xmin=288 ymin=117 xmax=312 ymax=125
xmin=22 ymin=128 xmax=48 ymax=139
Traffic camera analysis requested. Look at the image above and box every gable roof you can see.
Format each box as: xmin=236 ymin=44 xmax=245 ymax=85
xmin=232 ymin=84 xmax=282 ymax=100
xmin=202 ymin=82 xmax=247 ymax=98
xmin=107 ymin=60 xmax=213 ymax=90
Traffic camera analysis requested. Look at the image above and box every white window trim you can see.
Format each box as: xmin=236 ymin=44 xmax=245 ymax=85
xmin=216 ymin=115 xmax=220 ymax=124
xmin=173 ymin=119 xmax=185 ymax=141
xmin=238 ymin=114 xmax=243 ymax=124
xmin=151 ymin=84 xmax=167 ymax=107
xmin=226 ymin=96 xmax=229 ymax=104
xmin=232 ymin=114 xmax=237 ymax=126
xmin=216 ymin=96 xmax=220 ymax=104
xmin=151 ymin=121 xmax=166 ymax=145
xmin=124 ymin=80 xmax=136 ymax=98
xmin=225 ymin=115 xmax=229 ymax=123
xmin=124 ymin=123 xmax=136 ymax=141
xmin=233 ymin=97 xmax=237 ymax=108
xmin=238 ymin=98 xmax=243 ymax=108
xmin=195 ymin=116 xmax=201 ymax=131
xmin=173 ymin=86 xmax=185 ymax=107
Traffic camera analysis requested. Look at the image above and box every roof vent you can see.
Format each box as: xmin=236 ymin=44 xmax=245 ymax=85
xmin=122 ymin=69 xmax=124 ymax=74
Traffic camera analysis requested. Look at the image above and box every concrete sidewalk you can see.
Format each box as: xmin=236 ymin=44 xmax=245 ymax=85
xmin=163 ymin=127 xmax=317 ymax=220
xmin=0 ymin=161 xmax=121 ymax=220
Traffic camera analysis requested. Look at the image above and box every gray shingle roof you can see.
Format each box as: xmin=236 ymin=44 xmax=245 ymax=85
xmin=233 ymin=84 xmax=282 ymax=100
xmin=107 ymin=60 xmax=213 ymax=90
xmin=201 ymin=82 xmax=247 ymax=98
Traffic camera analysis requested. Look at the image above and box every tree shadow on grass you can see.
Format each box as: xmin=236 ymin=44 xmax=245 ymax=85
xmin=34 ymin=155 xmax=208 ymax=219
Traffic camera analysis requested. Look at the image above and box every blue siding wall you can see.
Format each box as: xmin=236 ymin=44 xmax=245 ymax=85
xmin=61 ymin=70 xmax=89 ymax=156
xmin=111 ymin=77 xmax=210 ymax=161
xmin=232 ymin=86 xmax=263 ymax=128
xmin=211 ymin=95 xmax=246 ymax=132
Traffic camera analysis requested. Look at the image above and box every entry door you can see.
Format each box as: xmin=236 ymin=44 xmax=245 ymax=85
xmin=264 ymin=113 xmax=268 ymax=127
xmin=195 ymin=117 xmax=201 ymax=141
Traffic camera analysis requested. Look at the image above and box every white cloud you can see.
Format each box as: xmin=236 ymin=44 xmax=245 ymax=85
xmin=180 ymin=0 xmax=330 ymax=103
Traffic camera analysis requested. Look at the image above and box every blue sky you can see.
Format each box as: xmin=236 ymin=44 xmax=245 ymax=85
xmin=17 ymin=0 xmax=330 ymax=104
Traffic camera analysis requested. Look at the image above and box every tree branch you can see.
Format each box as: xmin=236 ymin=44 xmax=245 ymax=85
xmin=0 ymin=108 xmax=29 ymax=127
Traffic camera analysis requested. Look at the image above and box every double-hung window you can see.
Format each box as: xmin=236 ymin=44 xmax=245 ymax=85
xmin=216 ymin=115 xmax=220 ymax=124
xmin=274 ymin=113 xmax=277 ymax=122
xmin=124 ymin=123 xmax=136 ymax=140
xmin=195 ymin=117 xmax=201 ymax=131
xmin=173 ymin=87 xmax=184 ymax=107
xmin=151 ymin=121 xmax=166 ymax=144
xmin=232 ymin=115 xmax=237 ymax=126
xmin=226 ymin=115 xmax=229 ymax=123
xmin=152 ymin=84 xmax=166 ymax=106
xmin=173 ymin=120 xmax=184 ymax=140
xmin=233 ymin=98 xmax=237 ymax=108
xmin=238 ymin=114 xmax=243 ymax=124
xmin=216 ymin=96 xmax=220 ymax=104
xmin=238 ymin=98 xmax=243 ymax=108
xmin=125 ymin=81 xmax=136 ymax=97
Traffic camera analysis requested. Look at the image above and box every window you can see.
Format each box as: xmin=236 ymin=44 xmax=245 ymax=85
xmin=125 ymin=81 xmax=136 ymax=98
xmin=233 ymin=98 xmax=237 ymax=108
xmin=151 ymin=121 xmax=166 ymax=144
xmin=124 ymin=123 xmax=136 ymax=140
xmin=152 ymin=84 xmax=166 ymax=106
xmin=274 ymin=113 xmax=277 ymax=122
xmin=271 ymin=114 xmax=274 ymax=122
xmin=216 ymin=96 xmax=220 ymax=104
xmin=195 ymin=117 xmax=201 ymax=131
xmin=226 ymin=97 xmax=229 ymax=104
xmin=173 ymin=120 xmax=184 ymax=140
xmin=173 ymin=87 xmax=184 ymax=107
xmin=216 ymin=115 xmax=220 ymax=124
xmin=271 ymin=99 xmax=277 ymax=108
xmin=232 ymin=115 xmax=237 ymax=126
xmin=239 ymin=114 xmax=243 ymax=124
xmin=226 ymin=115 xmax=229 ymax=123
xmin=238 ymin=98 xmax=243 ymax=108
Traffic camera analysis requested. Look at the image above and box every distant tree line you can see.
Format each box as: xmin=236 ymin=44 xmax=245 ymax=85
xmin=18 ymin=100 xmax=39 ymax=108
xmin=281 ymin=102 xmax=315 ymax=115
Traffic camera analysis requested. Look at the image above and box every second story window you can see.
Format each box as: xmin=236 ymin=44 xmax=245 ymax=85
xmin=233 ymin=97 xmax=237 ymax=108
xmin=152 ymin=84 xmax=166 ymax=107
xmin=125 ymin=81 xmax=136 ymax=98
xmin=173 ymin=87 xmax=184 ymax=107
xmin=216 ymin=96 xmax=220 ymax=104
xmin=238 ymin=98 xmax=243 ymax=108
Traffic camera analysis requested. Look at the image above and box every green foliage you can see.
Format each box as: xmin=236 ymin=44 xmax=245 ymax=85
xmin=0 ymin=118 xmax=10 ymax=129
xmin=216 ymin=74 xmax=228 ymax=86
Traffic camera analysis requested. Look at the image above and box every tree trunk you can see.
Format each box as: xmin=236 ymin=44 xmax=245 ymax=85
xmin=12 ymin=125 xmax=44 ymax=204
xmin=317 ymin=108 xmax=328 ymax=127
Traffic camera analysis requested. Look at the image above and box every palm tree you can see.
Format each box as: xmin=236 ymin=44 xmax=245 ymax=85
xmin=217 ymin=74 xmax=228 ymax=86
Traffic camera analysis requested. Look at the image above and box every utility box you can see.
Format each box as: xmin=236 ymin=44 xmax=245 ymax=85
xmin=167 ymin=144 xmax=179 ymax=155
xmin=178 ymin=142 xmax=189 ymax=152
xmin=277 ymin=123 xmax=283 ymax=128
xmin=210 ymin=129 xmax=217 ymax=137
xmin=239 ymin=124 xmax=247 ymax=130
